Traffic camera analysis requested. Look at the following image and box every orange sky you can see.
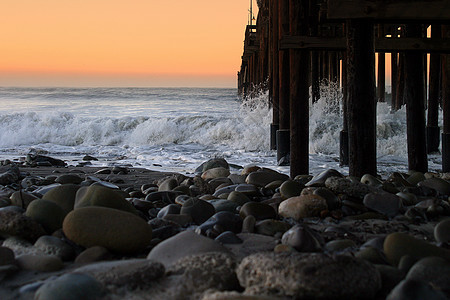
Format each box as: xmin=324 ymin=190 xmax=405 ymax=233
xmin=0 ymin=0 xmax=253 ymax=87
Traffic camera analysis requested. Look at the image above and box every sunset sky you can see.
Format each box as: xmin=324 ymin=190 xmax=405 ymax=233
xmin=0 ymin=1 xmax=256 ymax=87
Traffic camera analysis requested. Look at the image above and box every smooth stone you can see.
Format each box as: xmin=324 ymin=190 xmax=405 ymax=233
xmin=74 ymin=259 xmax=165 ymax=288
xmin=25 ymin=199 xmax=66 ymax=234
xmin=406 ymin=172 xmax=426 ymax=186
xmin=197 ymin=211 xmax=243 ymax=235
xmin=236 ymin=252 xmax=381 ymax=299
xmin=32 ymin=183 xmax=61 ymax=197
xmin=201 ymin=292 xmax=281 ymax=300
xmin=9 ymin=191 xmax=38 ymax=209
xmin=1 ymin=236 xmax=36 ymax=256
xmin=16 ymin=254 xmax=63 ymax=272
xmin=235 ymin=184 xmax=260 ymax=196
xmin=202 ymin=167 xmax=231 ymax=180
xmin=278 ymin=194 xmax=328 ymax=220
xmin=360 ymin=236 xmax=385 ymax=252
xmin=264 ymin=180 xmax=284 ymax=190
xmin=180 ymin=198 xmax=215 ymax=225
xmin=239 ymin=202 xmax=276 ymax=221
xmin=162 ymin=214 xmax=193 ymax=226
xmin=35 ymin=273 xmax=106 ymax=300
xmin=386 ymin=279 xmax=447 ymax=300
xmin=406 ymin=256 xmax=450 ymax=294
xmin=75 ymin=185 xmax=137 ymax=214
xmin=173 ymin=185 xmax=189 ymax=195
xmin=324 ymin=239 xmax=356 ymax=252
xmin=306 ymin=169 xmax=344 ymax=187
xmin=228 ymin=174 xmax=246 ymax=184
xmin=209 ymin=199 xmax=239 ymax=213
xmin=363 ymin=192 xmax=402 ymax=217
xmin=279 ymin=180 xmax=303 ymax=199
xmin=224 ymin=233 xmax=278 ymax=261
xmin=75 ymin=246 xmax=112 ymax=265
xmin=325 ymin=176 xmax=378 ymax=200
xmin=398 ymin=255 xmax=419 ymax=274
xmin=215 ymin=231 xmax=243 ymax=244
xmin=418 ymin=177 xmax=450 ymax=195
xmin=174 ymin=194 xmax=192 ymax=205
xmin=42 ymin=184 xmax=79 ymax=214
xmin=0 ymin=246 xmax=15 ymax=266
xmin=434 ymin=218 xmax=450 ymax=243
xmin=34 ymin=235 xmax=74 ymax=261
xmin=255 ymin=219 xmax=291 ymax=236
xmin=281 ymin=224 xmax=323 ymax=252
xmin=241 ymin=215 xmax=256 ymax=233
xmin=245 ymin=171 xmax=289 ymax=188
xmin=313 ymin=187 xmax=340 ymax=210
xmin=361 ymin=174 xmax=383 ymax=187
xmin=375 ymin=265 xmax=406 ymax=298
xmin=168 ymin=252 xmax=239 ymax=292
xmin=158 ymin=178 xmax=178 ymax=191
xmin=383 ymin=232 xmax=450 ymax=266
xmin=209 ymin=177 xmax=233 ymax=190
xmin=55 ymin=174 xmax=83 ymax=185
xmin=241 ymin=165 xmax=261 ymax=175
xmin=356 ymin=246 xmax=388 ymax=264
xmin=147 ymin=230 xmax=230 ymax=267
xmin=145 ymin=191 xmax=183 ymax=204
xmin=198 ymin=158 xmax=229 ymax=173
xmin=213 ymin=184 xmax=239 ymax=197
xmin=157 ymin=204 xmax=181 ymax=218
xmin=396 ymin=192 xmax=419 ymax=206
xmin=63 ymin=207 xmax=152 ymax=254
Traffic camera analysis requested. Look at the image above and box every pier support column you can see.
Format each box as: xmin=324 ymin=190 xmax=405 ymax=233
xmin=289 ymin=0 xmax=310 ymax=177
xmin=346 ymin=19 xmax=377 ymax=177
xmin=443 ymin=26 xmax=450 ymax=172
xmin=427 ymin=25 xmax=442 ymax=154
xmin=377 ymin=25 xmax=386 ymax=102
xmin=340 ymin=50 xmax=349 ymax=166
xmin=270 ymin=0 xmax=279 ymax=150
xmin=277 ymin=0 xmax=290 ymax=165
xmin=404 ymin=24 xmax=428 ymax=173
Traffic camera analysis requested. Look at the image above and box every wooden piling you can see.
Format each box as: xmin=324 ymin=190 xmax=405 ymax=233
xmin=391 ymin=51 xmax=398 ymax=110
xmin=289 ymin=0 xmax=310 ymax=177
xmin=443 ymin=25 xmax=450 ymax=172
xmin=277 ymin=0 xmax=291 ymax=165
xmin=346 ymin=19 xmax=377 ymax=177
xmin=427 ymin=25 xmax=442 ymax=154
xmin=404 ymin=24 xmax=428 ymax=172
xmin=270 ymin=0 xmax=279 ymax=150
xmin=377 ymin=25 xmax=386 ymax=102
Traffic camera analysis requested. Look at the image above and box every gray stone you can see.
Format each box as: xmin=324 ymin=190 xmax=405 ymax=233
xmin=202 ymin=167 xmax=231 ymax=180
xmin=254 ymin=219 xmax=291 ymax=236
xmin=324 ymin=239 xmax=356 ymax=252
xmin=42 ymin=184 xmax=80 ymax=214
xmin=147 ymin=230 xmax=230 ymax=267
xmin=180 ymin=198 xmax=215 ymax=225
xmin=278 ymin=194 xmax=328 ymax=220
xmin=25 ymin=199 xmax=66 ymax=234
xmin=386 ymin=279 xmax=447 ymax=300
xmin=197 ymin=211 xmax=243 ymax=236
xmin=9 ymin=191 xmax=38 ymax=209
xmin=73 ymin=259 xmax=164 ymax=289
xmin=35 ymin=273 xmax=106 ymax=300
xmin=406 ymin=257 xmax=450 ymax=295
xmin=75 ymin=185 xmax=137 ymax=214
xmin=434 ymin=218 xmax=450 ymax=244
xmin=34 ymin=235 xmax=75 ymax=261
xmin=306 ymin=169 xmax=344 ymax=187
xmin=245 ymin=171 xmax=289 ymax=187
xmin=0 ymin=206 xmax=46 ymax=242
xmin=158 ymin=178 xmax=178 ymax=191
xmin=363 ymin=192 xmax=402 ymax=217
xmin=281 ymin=224 xmax=323 ymax=252
xmin=54 ymin=174 xmax=83 ymax=185
xmin=325 ymin=176 xmax=378 ymax=200
xmin=237 ymin=252 xmax=381 ymax=299
xmin=0 ymin=246 xmax=15 ymax=266
xmin=16 ymin=254 xmax=63 ymax=272
xmin=279 ymin=180 xmax=303 ymax=199
xmin=239 ymin=202 xmax=276 ymax=221
xmin=418 ymin=177 xmax=450 ymax=195
xmin=224 ymin=233 xmax=278 ymax=261
xmin=74 ymin=246 xmax=112 ymax=265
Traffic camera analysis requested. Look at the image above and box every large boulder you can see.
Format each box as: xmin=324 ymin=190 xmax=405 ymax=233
xmin=63 ymin=207 xmax=152 ymax=254
xmin=74 ymin=185 xmax=137 ymax=214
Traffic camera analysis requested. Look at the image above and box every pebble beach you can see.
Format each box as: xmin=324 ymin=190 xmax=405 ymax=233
xmin=0 ymin=154 xmax=449 ymax=300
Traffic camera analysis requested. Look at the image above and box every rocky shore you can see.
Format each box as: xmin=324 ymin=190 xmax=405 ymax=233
xmin=0 ymin=155 xmax=449 ymax=299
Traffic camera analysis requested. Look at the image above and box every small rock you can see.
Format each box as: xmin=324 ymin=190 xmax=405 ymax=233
xmin=406 ymin=256 xmax=450 ymax=295
xmin=34 ymin=235 xmax=75 ymax=261
xmin=325 ymin=176 xmax=377 ymax=200
xmin=147 ymin=230 xmax=230 ymax=267
xmin=279 ymin=180 xmax=303 ymax=198
xmin=16 ymin=254 xmax=63 ymax=272
xmin=42 ymin=184 xmax=79 ymax=214
xmin=254 ymin=219 xmax=291 ymax=236
xmin=281 ymin=224 xmax=323 ymax=252
xmin=386 ymin=279 xmax=447 ymax=300
xmin=35 ymin=273 xmax=106 ymax=300
xmin=418 ymin=177 xmax=450 ymax=196
xmin=363 ymin=192 xmax=402 ymax=217
xmin=0 ymin=246 xmax=15 ymax=266
xmin=196 ymin=211 xmax=243 ymax=236
xmin=383 ymin=232 xmax=450 ymax=266
xmin=224 ymin=233 xmax=278 ymax=261
xmin=0 ymin=206 xmax=46 ymax=242
xmin=180 ymin=198 xmax=215 ymax=225
xmin=324 ymin=239 xmax=356 ymax=252
xmin=75 ymin=246 xmax=112 ymax=265
xmin=434 ymin=218 xmax=450 ymax=244
xmin=306 ymin=169 xmax=344 ymax=187
xmin=215 ymin=231 xmax=243 ymax=244
xmin=245 ymin=171 xmax=289 ymax=187
xmin=10 ymin=191 xmax=38 ymax=209
xmin=158 ymin=178 xmax=178 ymax=191
xmin=239 ymin=202 xmax=276 ymax=221
xmin=278 ymin=194 xmax=328 ymax=220
xmin=54 ymin=174 xmax=83 ymax=185
xmin=75 ymin=185 xmax=137 ymax=214
xmin=25 ymin=199 xmax=66 ymax=234
xmin=202 ymin=167 xmax=231 ymax=180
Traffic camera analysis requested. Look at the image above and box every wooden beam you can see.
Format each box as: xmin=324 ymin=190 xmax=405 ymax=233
xmin=280 ymin=36 xmax=450 ymax=53
xmin=327 ymin=0 xmax=450 ymax=22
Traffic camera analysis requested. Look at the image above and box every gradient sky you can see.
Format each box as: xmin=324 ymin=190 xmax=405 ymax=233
xmin=0 ymin=1 xmax=255 ymax=87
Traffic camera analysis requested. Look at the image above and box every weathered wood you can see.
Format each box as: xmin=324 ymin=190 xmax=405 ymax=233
xmin=347 ymin=19 xmax=377 ymax=177
xmin=427 ymin=25 xmax=442 ymax=153
xmin=280 ymin=36 xmax=450 ymax=52
xmin=289 ymin=0 xmax=310 ymax=177
xmin=340 ymin=48 xmax=349 ymax=166
xmin=443 ymin=25 xmax=450 ymax=172
xmin=270 ymin=0 xmax=280 ymax=144
xmin=327 ymin=0 xmax=450 ymax=21
xmin=311 ymin=51 xmax=320 ymax=102
xmin=395 ymin=54 xmax=406 ymax=110
xmin=377 ymin=25 xmax=386 ymax=102
xmin=404 ymin=24 xmax=428 ymax=172
xmin=278 ymin=0 xmax=290 ymax=131
xmin=391 ymin=52 xmax=398 ymax=110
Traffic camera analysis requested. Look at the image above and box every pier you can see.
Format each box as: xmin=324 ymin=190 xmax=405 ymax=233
xmin=238 ymin=0 xmax=450 ymax=178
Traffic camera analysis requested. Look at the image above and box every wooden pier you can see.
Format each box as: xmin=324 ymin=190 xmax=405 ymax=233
xmin=238 ymin=0 xmax=450 ymax=178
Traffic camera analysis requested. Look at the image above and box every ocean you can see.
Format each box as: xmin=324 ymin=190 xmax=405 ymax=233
xmin=0 ymin=86 xmax=443 ymax=177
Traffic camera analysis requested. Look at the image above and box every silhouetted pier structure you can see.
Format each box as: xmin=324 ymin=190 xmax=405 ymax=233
xmin=237 ymin=0 xmax=450 ymax=178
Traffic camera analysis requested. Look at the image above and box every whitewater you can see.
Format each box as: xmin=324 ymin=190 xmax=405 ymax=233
xmin=0 ymin=86 xmax=443 ymax=176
